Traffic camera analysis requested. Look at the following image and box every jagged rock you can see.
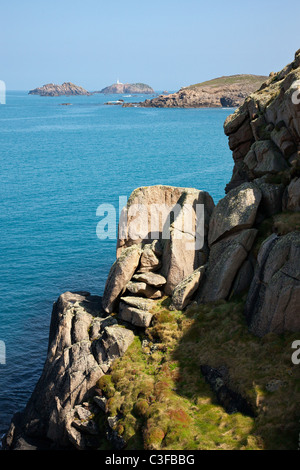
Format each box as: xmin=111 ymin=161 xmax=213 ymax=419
xmin=75 ymin=405 xmax=92 ymax=421
xmin=4 ymin=292 xmax=134 ymax=449
xmin=72 ymin=418 xmax=98 ymax=436
xmin=102 ymin=244 xmax=142 ymax=313
xmin=93 ymin=326 xmax=135 ymax=372
xmin=120 ymin=296 xmax=155 ymax=311
xmin=208 ymin=183 xmax=262 ymax=247
xmin=132 ymin=272 xmax=166 ymax=287
xmin=253 ymin=176 xmax=285 ymax=217
xmin=245 ymin=232 xmax=300 ymax=336
xmin=244 ymin=141 xmax=289 ymax=177
xmin=89 ymin=316 xmax=118 ymax=341
xmin=171 ymin=266 xmax=205 ymax=310
xmin=224 ymin=50 xmax=300 ymax=192
xmin=282 ymin=177 xmax=300 ymax=212
xmin=138 ymin=242 xmax=162 ymax=272
xmin=126 ymin=281 xmax=162 ymax=299
xmin=198 ymin=229 xmax=258 ymax=303
xmin=118 ymin=302 xmax=153 ymax=327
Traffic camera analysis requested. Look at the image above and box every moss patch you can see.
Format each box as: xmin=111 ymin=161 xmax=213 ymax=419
xmin=97 ymin=298 xmax=300 ymax=450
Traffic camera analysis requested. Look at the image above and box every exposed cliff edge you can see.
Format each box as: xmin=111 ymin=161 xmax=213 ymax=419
xmin=4 ymin=51 xmax=300 ymax=451
xmin=123 ymin=75 xmax=267 ymax=108
xmin=28 ymin=82 xmax=91 ymax=96
xmin=98 ymin=83 xmax=154 ymax=94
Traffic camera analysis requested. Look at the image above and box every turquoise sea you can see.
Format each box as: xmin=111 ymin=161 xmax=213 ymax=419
xmin=0 ymin=91 xmax=233 ymax=434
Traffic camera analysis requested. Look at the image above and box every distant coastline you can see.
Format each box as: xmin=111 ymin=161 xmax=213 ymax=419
xmin=123 ymin=74 xmax=268 ymax=108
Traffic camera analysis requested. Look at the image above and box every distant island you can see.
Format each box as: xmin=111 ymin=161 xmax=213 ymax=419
xmin=29 ymin=82 xmax=91 ymax=96
xmin=123 ymin=74 xmax=268 ymax=108
xmin=97 ymin=82 xmax=154 ymax=94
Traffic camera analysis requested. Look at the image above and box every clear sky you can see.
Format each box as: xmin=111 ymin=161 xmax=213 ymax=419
xmin=1 ymin=0 xmax=299 ymax=91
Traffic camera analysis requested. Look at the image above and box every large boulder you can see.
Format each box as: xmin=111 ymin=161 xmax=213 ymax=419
xmin=126 ymin=280 xmax=163 ymax=299
xmin=245 ymin=232 xmax=300 ymax=336
xmin=117 ymin=185 xmax=214 ymax=296
xmin=171 ymin=266 xmax=205 ymax=310
xmin=282 ymin=177 xmax=300 ymax=212
xmin=198 ymin=229 xmax=258 ymax=303
xmin=102 ymin=244 xmax=142 ymax=313
xmin=4 ymin=292 xmax=134 ymax=450
xmin=244 ymin=140 xmax=289 ymax=177
xmin=138 ymin=241 xmax=162 ymax=272
xmin=118 ymin=302 xmax=153 ymax=328
xmin=132 ymin=272 xmax=166 ymax=287
xmin=208 ymin=183 xmax=262 ymax=247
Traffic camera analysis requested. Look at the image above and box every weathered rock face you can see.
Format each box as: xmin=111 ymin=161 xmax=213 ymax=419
xmin=28 ymin=82 xmax=91 ymax=96
xmin=208 ymin=182 xmax=262 ymax=247
xmin=117 ymin=185 xmax=214 ymax=296
xmin=198 ymin=229 xmax=258 ymax=303
xmin=4 ymin=292 xmax=134 ymax=450
xmin=102 ymin=244 xmax=142 ymax=314
xmin=245 ymin=232 xmax=300 ymax=336
xmin=171 ymin=266 xmax=205 ymax=310
xmin=123 ymin=75 xmax=267 ymax=108
xmin=224 ymin=50 xmax=300 ymax=194
xmin=253 ymin=176 xmax=285 ymax=217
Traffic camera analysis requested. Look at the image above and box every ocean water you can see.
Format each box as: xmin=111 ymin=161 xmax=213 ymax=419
xmin=0 ymin=91 xmax=233 ymax=434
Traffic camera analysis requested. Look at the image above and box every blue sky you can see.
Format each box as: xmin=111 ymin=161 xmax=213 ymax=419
xmin=1 ymin=0 xmax=299 ymax=91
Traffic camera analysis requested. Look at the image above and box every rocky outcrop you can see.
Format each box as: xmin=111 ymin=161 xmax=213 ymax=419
xmin=224 ymin=50 xmax=300 ymax=194
xmin=245 ymin=232 xmax=300 ymax=336
xmin=3 ymin=292 xmax=134 ymax=450
xmin=117 ymin=185 xmax=214 ymax=296
xmin=123 ymin=75 xmax=267 ymax=108
xmin=98 ymin=83 xmax=154 ymax=94
xmin=198 ymin=229 xmax=258 ymax=303
xmin=208 ymin=182 xmax=262 ymax=247
xmin=29 ymin=82 xmax=91 ymax=96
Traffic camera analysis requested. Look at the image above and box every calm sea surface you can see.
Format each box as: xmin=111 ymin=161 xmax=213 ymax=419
xmin=0 ymin=91 xmax=233 ymax=433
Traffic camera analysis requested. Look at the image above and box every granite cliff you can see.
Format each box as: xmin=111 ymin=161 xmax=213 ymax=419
xmin=29 ymin=82 xmax=91 ymax=96
xmin=123 ymin=75 xmax=267 ymax=108
xmin=4 ymin=52 xmax=300 ymax=451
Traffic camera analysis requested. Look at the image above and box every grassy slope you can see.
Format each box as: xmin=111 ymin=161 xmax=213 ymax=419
xmin=185 ymin=74 xmax=268 ymax=90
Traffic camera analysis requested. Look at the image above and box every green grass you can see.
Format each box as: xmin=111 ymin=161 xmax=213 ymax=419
xmin=96 ymin=297 xmax=300 ymax=450
xmin=185 ymin=75 xmax=267 ymax=90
